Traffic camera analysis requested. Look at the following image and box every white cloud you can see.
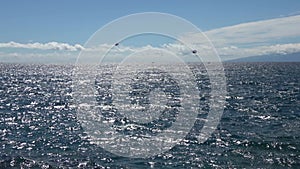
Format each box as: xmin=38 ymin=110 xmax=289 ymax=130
xmin=0 ymin=51 xmax=78 ymax=64
xmin=217 ymin=43 xmax=300 ymax=59
xmin=161 ymin=42 xmax=300 ymax=61
xmin=205 ymin=15 xmax=300 ymax=47
xmin=0 ymin=41 xmax=84 ymax=51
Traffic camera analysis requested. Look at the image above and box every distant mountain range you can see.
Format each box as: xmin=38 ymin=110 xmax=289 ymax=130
xmin=227 ymin=52 xmax=300 ymax=62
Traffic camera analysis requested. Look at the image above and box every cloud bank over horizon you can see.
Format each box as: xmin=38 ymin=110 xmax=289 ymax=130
xmin=0 ymin=15 xmax=300 ymax=63
xmin=0 ymin=41 xmax=84 ymax=51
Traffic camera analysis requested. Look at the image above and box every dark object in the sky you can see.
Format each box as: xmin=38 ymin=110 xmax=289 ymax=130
xmin=115 ymin=43 xmax=119 ymax=46
xmin=192 ymin=50 xmax=197 ymax=54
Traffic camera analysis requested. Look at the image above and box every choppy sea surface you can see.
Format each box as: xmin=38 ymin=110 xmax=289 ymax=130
xmin=0 ymin=62 xmax=299 ymax=168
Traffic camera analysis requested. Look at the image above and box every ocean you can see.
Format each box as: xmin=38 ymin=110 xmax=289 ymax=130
xmin=0 ymin=62 xmax=299 ymax=168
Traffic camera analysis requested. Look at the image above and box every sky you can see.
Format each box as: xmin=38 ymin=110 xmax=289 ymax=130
xmin=1 ymin=0 xmax=300 ymax=63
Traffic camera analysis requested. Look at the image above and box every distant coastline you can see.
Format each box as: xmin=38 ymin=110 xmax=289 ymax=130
xmin=226 ymin=52 xmax=300 ymax=62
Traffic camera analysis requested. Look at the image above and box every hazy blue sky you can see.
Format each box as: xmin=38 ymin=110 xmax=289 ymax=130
xmin=0 ymin=0 xmax=300 ymax=63
xmin=1 ymin=0 xmax=300 ymax=44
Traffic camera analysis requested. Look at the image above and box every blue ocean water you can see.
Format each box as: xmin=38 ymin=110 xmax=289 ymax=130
xmin=0 ymin=62 xmax=299 ymax=168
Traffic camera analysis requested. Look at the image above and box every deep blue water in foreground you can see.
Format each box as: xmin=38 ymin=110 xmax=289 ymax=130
xmin=0 ymin=62 xmax=299 ymax=168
